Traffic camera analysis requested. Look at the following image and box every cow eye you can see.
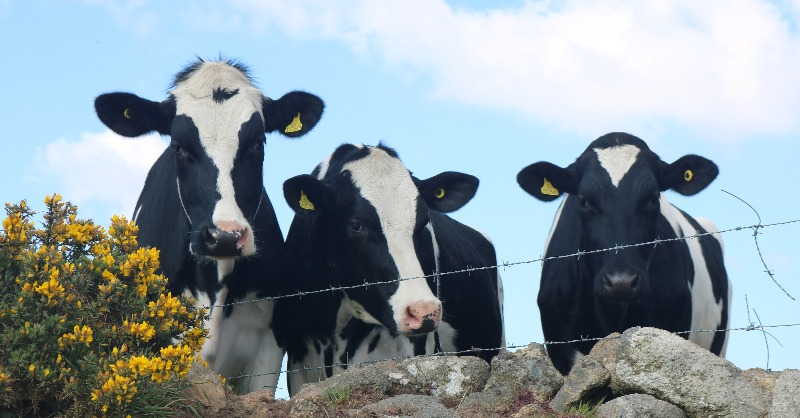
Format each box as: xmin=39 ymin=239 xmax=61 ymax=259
xmin=578 ymin=196 xmax=600 ymax=215
xmin=348 ymin=219 xmax=367 ymax=236
xmin=579 ymin=197 xmax=592 ymax=211
xmin=643 ymin=193 xmax=661 ymax=212
xmin=251 ymin=140 xmax=264 ymax=154
xmin=171 ymin=140 xmax=189 ymax=161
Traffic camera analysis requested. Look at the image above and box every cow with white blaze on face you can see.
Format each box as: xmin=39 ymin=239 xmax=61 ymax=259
xmin=517 ymin=132 xmax=731 ymax=375
xmin=93 ymin=59 xmax=324 ymax=394
xmin=275 ymin=143 xmax=505 ymax=396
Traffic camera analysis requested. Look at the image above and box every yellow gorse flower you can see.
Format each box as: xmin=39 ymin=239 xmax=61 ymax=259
xmin=1 ymin=196 xmax=207 ymax=415
xmin=33 ymin=276 xmax=65 ymax=303
xmin=123 ymin=320 xmax=156 ymax=342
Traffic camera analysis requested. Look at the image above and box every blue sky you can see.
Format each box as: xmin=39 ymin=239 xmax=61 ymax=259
xmin=2 ymin=0 xmax=799 ymax=398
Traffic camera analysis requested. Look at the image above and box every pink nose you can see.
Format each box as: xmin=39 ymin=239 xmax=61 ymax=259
xmin=216 ymin=220 xmax=247 ymax=234
xmin=402 ymin=301 xmax=442 ymax=334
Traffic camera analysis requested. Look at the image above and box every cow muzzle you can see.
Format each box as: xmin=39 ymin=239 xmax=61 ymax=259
xmin=200 ymin=224 xmax=251 ymax=258
xmin=400 ymin=300 xmax=442 ymax=336
xmin=598 ymin=268 xmax=642 ymax=301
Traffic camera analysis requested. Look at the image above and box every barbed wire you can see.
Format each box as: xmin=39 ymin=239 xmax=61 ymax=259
xmin=208 ymin=217 xmax=800 ymax=310
xmin=226 ymin=320 xmax=800 ymax=384
xmin=212 ymin=193 xmax=799 ymax=393
xmin=722 ymin=190 xmax=794 ymax=300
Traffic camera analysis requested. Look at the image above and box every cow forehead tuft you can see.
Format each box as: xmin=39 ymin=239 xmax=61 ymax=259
xmin=344 ymin=147 xmax=413 ymax=190
xmin=171 ymin=61 xmax=262 ymax=108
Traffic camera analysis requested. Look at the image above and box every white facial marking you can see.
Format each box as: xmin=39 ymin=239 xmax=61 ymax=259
xmin=343 ymin=148 xmax=440 ymax=329
xmin=594 ymin=144 xmax=641 ymax=187
xmin=172 ymin=62 xmax=264 ymax=255
xmin=659 ymin=194 xmax=727 ymax=352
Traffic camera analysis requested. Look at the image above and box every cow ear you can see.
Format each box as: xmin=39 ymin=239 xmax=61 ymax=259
xmin=263 ymin=91 xmax=325 ymax=138
xmin=284 ymin=174 xmax=329 ymax=215
xmin=94 ymin=92 xmax=174 ymax=137
xmin=418 ymin=172 xmax=479 ymax=213
xmin=517 ymin=162 xmax=576 ymax=202
xmin=660 ymin=155 xmax=719 ymax=196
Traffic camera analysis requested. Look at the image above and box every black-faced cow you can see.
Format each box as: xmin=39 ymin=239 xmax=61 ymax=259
xmin=275 ymin=143 xmax=505 ymax=396
xmin=517 ymin=132 xmax=731 ymax=375
xmin=94 ymin=59 xmax=324 ymax=394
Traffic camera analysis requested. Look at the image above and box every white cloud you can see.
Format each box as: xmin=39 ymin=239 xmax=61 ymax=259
xmin=227 ymin=0 xmax=800 ymax=141
xmin=34 ymin=131 xmax=166 ymax=220
xmin=82 ymin=0 xmax=159 ymax=36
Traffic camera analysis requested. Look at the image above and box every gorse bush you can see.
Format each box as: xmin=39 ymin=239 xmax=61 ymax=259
xmin=0 ymin=195 xmax=208 ymax=417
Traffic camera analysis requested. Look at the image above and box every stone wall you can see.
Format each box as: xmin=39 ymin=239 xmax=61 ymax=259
xmin=183 ymin=327 xmax=799 ymax=417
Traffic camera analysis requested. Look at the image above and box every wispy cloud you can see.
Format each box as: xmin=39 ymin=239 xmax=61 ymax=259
xmin=34 ymin=131 xmax=166 ymax=220
xmin=82 ymin=0 xmax=160 ymax=36
xmin=225 ymin=0 xmax=800 ymax=141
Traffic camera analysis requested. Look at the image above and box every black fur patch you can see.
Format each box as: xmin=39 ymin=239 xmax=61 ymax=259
xmin=213 ymin=88 xmax=240 ymax=103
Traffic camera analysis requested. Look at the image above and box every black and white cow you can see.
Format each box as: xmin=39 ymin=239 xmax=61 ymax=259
xmin=517 ymin=132 xmax=731 ymax=375
xmin=94 ymin=59 xmax=324 ymax=394
xmin=275 ymin=143 xmax=505 ymax=396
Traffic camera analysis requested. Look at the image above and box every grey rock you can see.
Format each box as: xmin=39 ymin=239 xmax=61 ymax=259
xmin=596 ymin=393 xmax=687 ymax=418
xmin=589 ymin=332 xmax=623 ymax=393
xmin=183 ymin=362 xmax=230 ymax=414
xmin=769 ymin=369 xmax=800 ymax=418
xmin=350 ymin=394 xmax=456 ymax=418
xmin=614 ymin=327 xmax=769 ymax=418
xmin=550 ymin=355 xmax=610 ymax=413
xmin=743 ymin=368 xmax=779 ymax=395
xmin=459 ymin=344 xmax=562 ymax=415
xmin=288 ymin=356 xmax=489 ymax=416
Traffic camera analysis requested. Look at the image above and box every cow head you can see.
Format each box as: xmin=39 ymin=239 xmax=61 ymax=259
xmin=283 ymin=144 xmax=479 ymax=336
xmin=517 ymin=132 xmax=718 ymax=304
xmin=94 ymin=59 xmax=324 ymax=260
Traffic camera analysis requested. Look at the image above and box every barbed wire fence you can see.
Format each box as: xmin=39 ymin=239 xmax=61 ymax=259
xmin=202 ymin=193 xmax=798 ymax=395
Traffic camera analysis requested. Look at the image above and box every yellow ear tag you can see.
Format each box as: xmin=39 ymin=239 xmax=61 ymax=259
xmin=684 ymin=169 xmax=694 ymax=182
xmin=123 ymin=108 xmax=132 ymax=119
xmin=285 ymin=113 xmax=303 ymax=133
xmin=299 ymin=190 xmax=315 ymax=211
xmin=434 ymin=188 xmax=445 ymax=199
xmin=541 ymin=178 xmax=559 ymax=196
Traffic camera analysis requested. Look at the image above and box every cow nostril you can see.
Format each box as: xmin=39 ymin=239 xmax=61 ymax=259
xmin=629 ymin=274 xmax=640 ymax=290
xmin=203 ymin=226 xmax=219 ymax=246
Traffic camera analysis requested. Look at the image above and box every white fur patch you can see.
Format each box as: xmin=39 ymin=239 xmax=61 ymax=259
xmin=350 ymin=300 xmax=382 ymax=325
xmin=132 ymin=204 xmax=143 ymax=224
xmin=172 ymin=62 xmax=263 ymax=256
xmin=436 ymin=320 xmax=458 ymax=353
xmin=208 ymin=294 xmax=282 ymax=395
xmin=659 ymin=195 xmax=727 ymax=351
xmin=343 ymin=147 xmax=439 ymax=329
xmin=497 ymin=273 xmax=506 ymax=348
xmin=594 ymin=145 xmax=641 ymax=187
xmin=425 ymin=222 xmax=441 ymax=297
